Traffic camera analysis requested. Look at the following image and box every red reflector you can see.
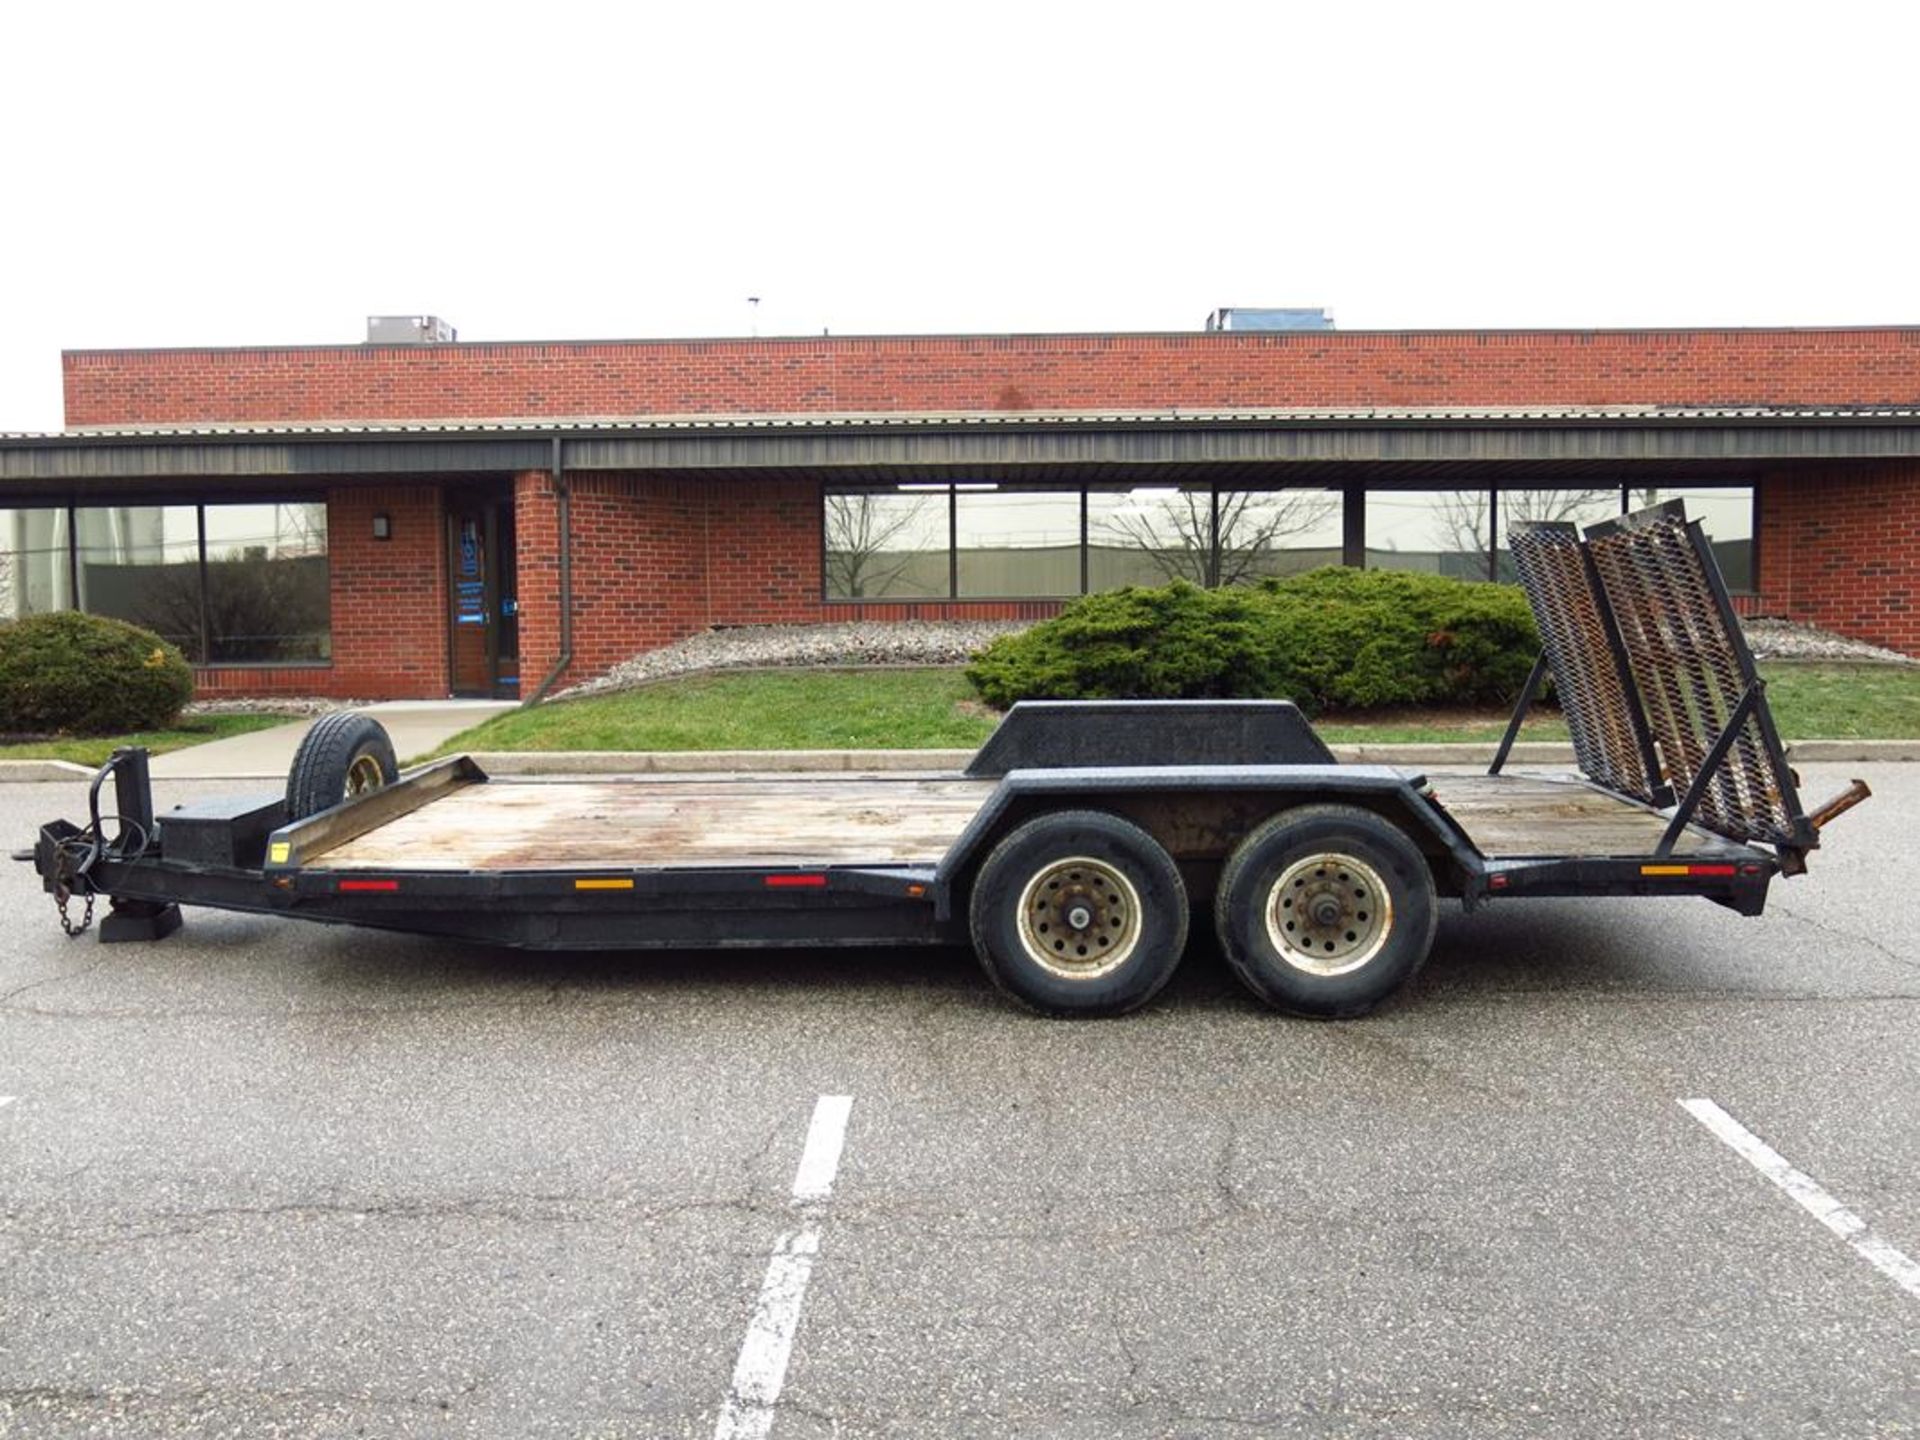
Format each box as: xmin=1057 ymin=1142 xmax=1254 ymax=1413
xmin=1488 ymin=874 xmax=1510 ymax=889
xmin=764 ymin=873 xmax=828 ymax=889
xmin=338 ymin=879 xmax=400 ymax=893
xmin=1689 ymin=865 xmax=1737 ymax=877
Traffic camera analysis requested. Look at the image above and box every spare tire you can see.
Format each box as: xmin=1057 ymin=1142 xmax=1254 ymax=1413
xmin=285 ymin=711 xmax=400 ymax=821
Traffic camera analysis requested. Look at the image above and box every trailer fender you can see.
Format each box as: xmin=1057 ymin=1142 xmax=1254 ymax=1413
xmin=932 ymin=765 xmax=1478 ymax=918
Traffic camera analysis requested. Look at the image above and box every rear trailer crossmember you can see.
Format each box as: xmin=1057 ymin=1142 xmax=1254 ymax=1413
xmin=17 ymin=502 xmax=1868 ymax=1018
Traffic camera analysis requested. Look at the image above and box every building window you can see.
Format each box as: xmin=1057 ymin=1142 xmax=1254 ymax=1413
xmin=1366 ymin=489 xmax=1494 ymax=580
xmin=1085 ymin=486 xmax=1342 ymax=588
xmin=1632 ymin=486 xmax=1755 ymax=591
xmin=0 ymin=499 xmax=329 ymax=664
xmin=827 ymin=482 xmax=1350 ymax=599
xmin=822 ymin=488 xmax=949 ymax=599
xmin=74 ymin=505 xmax=206 ymax=661
xmin=1087 ymin=485 xmax=1213 ymax=588
xmin=202 ymin=502 xmax=330 ymax=662
xmin=956 ymin=486 xmax=1081 ymax=598
xmin=0 ymin=508 xmax=74 ymax=619
xmin=1494 ymin=487 xmax=1630 ymax=582
xmin=820 ymin=481 xmax=1757 ymax=598
xmin=1217 ymin=489 xmax=1344 ymax=582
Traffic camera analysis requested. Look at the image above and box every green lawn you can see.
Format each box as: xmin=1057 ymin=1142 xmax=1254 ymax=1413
xmin=1320 ymin=662 xmax=1920 ymax=744
xmin=0 ymin=712 xmax=289 ymax=767
xmin=428 ymin=661 xmax=1920 ymax=756
xmin=428 ymin=669 xmax=1000 ymax=756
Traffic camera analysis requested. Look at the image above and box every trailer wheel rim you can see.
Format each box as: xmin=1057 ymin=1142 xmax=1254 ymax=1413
xmin=1016 ymin=856 xmax=1142 ymax=980
xmin=1264 ymin=852 xmax=1393 ymax=976
xmin=344 ymin=753 xmax=387 ymax=800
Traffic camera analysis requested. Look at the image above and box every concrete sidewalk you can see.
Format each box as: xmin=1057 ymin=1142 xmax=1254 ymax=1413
xmin=147 ymin=701 xmax=516 ymax=780
xmin=3 ymin=729 xmax=1914 ymax=785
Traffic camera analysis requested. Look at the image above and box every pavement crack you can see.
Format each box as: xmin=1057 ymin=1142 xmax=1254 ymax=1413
xmin=0 ymin=955 xmax=113 ymax=1008
xmin=1763 ymin=900 xmax=1920 ymax=975
xmin=0 ymin=1379 xmax=466 ymax=1414
xmin=1213 ymin=1119 xmax=1252 ymax=1218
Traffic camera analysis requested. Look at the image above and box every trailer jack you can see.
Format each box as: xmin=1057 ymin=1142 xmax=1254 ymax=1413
xmin=36 ymin=747 xmax=179 ymax=943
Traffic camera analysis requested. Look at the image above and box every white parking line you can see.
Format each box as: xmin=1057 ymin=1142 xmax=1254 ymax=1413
xmin=1682 ymin=1097 xmax=1920 ymax=1302
xmin=0 ymin=1096 xmax=15 ymax=1110
xmin=714 ymin=1095 xmax=854 ymax=1440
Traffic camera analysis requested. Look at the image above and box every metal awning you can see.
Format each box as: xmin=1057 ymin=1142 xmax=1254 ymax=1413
xmin=3 ymin=406 xmax=1919 ymax=495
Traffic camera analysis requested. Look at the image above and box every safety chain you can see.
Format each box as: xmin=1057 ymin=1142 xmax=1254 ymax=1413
xmin=51 ymin=846 xmax=95 ymax=938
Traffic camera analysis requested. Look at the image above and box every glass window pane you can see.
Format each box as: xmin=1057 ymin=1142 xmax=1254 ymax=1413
xmin=73 ymin=505 xmax=204 ymax=661
xmin=1496 ymin=486 xmax=1623 ymax=581
xmin=202 ymin=502 xmax=330 ymax=662
xmin=956 ymin=486 xmax=1080 ymax=598
xmin=1087 ymin=485 xmax=1211 ymax=589
xmin=1365 ymin=489 xmax=1493 ymax=580
xmin=0 ymin=508 xmax=73 ymax=619
xmin=1219 ymin=489 xmax=1344 ymax=583
xmin=823 ymin=487 xmax=951 ymax=599
xmin=1633 ymin=486 xmax=1755 ymax=591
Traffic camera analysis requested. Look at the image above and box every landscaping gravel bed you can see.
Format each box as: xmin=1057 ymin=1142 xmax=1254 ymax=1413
xmin=178 ymin=617 xmax=1909 ymax=714
xmin=555 ymin=620 xmax=1036 ymax=699
xmin=1743 ymin=618 xmax=1914 ymax=664
xmin=180 ymin=697 xmax=351 ymax=718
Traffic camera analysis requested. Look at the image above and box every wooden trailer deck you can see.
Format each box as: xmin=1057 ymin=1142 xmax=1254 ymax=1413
xmin=307 ymin=769 xmax=1732 ymax=873
xmin=1425 ymin=773 xmax=1725 ymax=858
xmin=315 ymin=776 xmax=998 ymax=871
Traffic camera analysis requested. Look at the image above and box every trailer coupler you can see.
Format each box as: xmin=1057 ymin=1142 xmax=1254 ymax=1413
xmin=32 ymin=747 xmax=183 ymax=943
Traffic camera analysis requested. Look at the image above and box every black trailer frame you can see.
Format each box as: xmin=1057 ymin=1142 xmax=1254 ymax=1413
xmin=18 ymin=502 xmax=1869 ymax=1013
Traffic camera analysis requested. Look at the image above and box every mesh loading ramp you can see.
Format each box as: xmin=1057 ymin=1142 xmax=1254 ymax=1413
xmin=1505 ymin=500 xmax=1821 ymax=867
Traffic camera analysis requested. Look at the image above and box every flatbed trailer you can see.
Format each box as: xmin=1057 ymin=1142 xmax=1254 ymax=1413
xmin=19 ymin=502 xmax=1870 ymax=1017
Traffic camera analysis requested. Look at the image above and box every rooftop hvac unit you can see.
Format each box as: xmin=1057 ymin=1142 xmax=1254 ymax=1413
xmin=366 ymin=315 xmax=458 ymax=345
xmin=1204 ymin=307 xmax=1333 ymax=332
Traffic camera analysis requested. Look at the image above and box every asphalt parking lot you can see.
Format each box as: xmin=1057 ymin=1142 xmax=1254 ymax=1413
xmin=1 ymin=764 xmax=1915 ymax=1438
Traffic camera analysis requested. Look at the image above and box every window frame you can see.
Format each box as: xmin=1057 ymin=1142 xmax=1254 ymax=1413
xmin=5 ymin=494 xmax=333 ymax=668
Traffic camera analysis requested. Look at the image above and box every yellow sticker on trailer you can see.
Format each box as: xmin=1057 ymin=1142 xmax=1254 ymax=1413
xmin=1640 ymin=865 xmax=1691 ymax=876
xmin=574 ymin=878 xmax=635 ymax=891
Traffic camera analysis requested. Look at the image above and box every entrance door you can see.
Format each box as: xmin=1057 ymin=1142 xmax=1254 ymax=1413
xmin=447 ymin=492 xmax=520 ymax=699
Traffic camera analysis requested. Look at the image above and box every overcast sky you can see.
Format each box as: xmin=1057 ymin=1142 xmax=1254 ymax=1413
xmin=2 ymin=0 xmax=1915 ymax=431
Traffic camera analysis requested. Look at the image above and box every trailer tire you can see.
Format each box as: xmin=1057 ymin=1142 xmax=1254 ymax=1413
xmin=285 ymin=711 xmax=400 ymax=821
xmin=969 ymin=809 xmax=1188 ymax=1017
xmin=1215 ymin=804 xmax=1436 ymax=1018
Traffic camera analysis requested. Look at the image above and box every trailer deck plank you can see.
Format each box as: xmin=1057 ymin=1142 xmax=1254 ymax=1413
xmin=313 ymin=777 xmax=999 ymax=871
xmin=1428 ymin=772 xmax=1726 ymax=858
xmin=309 ymin=770 xmax=1739 ymax=873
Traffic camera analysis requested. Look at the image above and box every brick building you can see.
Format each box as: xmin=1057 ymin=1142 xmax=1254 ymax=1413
xmin=3 ymin=325 xmax=1918 ymax=700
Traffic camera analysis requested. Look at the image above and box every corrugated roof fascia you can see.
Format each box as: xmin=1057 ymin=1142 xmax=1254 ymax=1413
xmin=9 ymin=404 xmax=1920 ymax=445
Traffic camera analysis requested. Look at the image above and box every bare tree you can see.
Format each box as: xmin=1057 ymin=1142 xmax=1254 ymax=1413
xmin=1428 ymin=487 xmax=1621 ymax=573
xmin=259 ymin=502 xmax=326 ymax=556
xmin=1504 ymin=487 xmax=1622 ymax=529
xmin=1101 ymin=489 xmax=1338 ymax=586
xmin=823 ymin=492 xmax=940 ymax=598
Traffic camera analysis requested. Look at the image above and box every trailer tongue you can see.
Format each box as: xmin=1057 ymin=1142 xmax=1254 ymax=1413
xmin=20 ymin=502 xmax=1869 ymax=1018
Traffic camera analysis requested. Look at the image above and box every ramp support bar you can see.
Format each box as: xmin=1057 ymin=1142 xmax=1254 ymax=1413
xmin=1654 ymin=681 xmax=1763 ymax=859
xmin=1489 ymin=653 xmax=1550 ymax=777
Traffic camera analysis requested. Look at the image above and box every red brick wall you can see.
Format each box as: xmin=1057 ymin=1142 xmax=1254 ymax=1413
xmin=195 ymin=463 xmax=1920 ymax=701
xmin=514 ymin=469 xmax=561 ymax=691
xmin=513 ymin=472 xmax=1069 ymax=692
xmin=516 ymin=472 xmax=709 ymax=691
xmin=1757 ymin=462 xmax=1920 ymax=654
xmin=194 ymin=485 xmax=450 ymax=700
xmin=65 ymin=328 xmax=1920 ymax=426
